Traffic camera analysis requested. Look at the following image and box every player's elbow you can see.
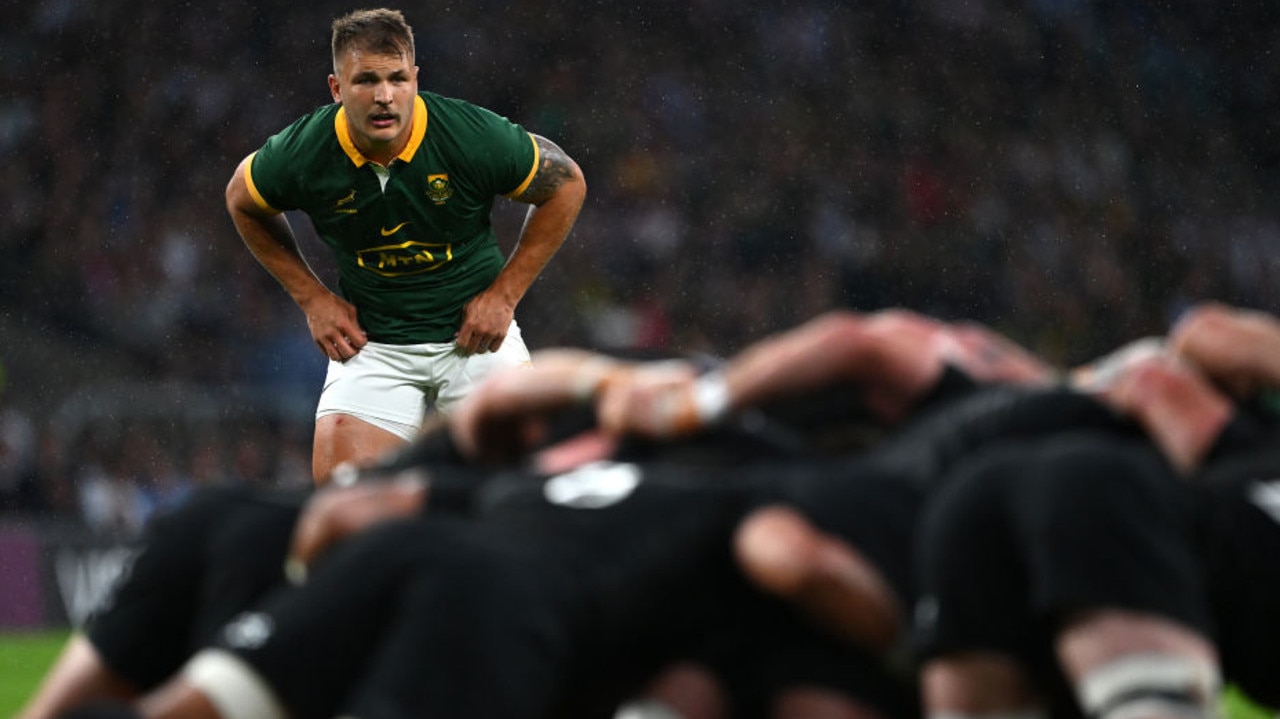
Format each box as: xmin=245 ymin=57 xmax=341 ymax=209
xmin=801 ymin=311 xmax=868 ymax=353
xmin=557 ymin=160 xmax=587 ymax=207
xmin=224 ymin=179 xmax=241 ymax=216
xmin=225 ymin=156 xmax=259 ymax=215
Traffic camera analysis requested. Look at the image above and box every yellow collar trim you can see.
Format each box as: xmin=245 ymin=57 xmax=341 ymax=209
xmin=334 ymin=94 xmax=428 ymax=167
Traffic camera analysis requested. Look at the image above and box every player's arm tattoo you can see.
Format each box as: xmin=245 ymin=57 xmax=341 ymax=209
xmin=514 ymin=134 xmax=579 ymax=205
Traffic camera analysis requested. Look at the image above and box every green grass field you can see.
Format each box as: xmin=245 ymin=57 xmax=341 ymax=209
xmin=1225 ymin=685 xmax=1280 ymax=719
xmin=0 ymin=628 xmax=1273 ymax=718
xmin=0 ymin=629 xmax=69 ymax=717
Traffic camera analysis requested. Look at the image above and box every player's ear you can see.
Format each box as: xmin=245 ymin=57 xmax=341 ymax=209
xmin=328 ymin=74 xmax=342 ymax=103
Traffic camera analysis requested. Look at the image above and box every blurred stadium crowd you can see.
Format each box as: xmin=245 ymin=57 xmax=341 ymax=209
xmin=0 ymin=0 xmax=1277 ymax=532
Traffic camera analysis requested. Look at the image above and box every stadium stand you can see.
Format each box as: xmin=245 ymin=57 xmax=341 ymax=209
xmin=1 ymin=0 xmax=1278 ymax=535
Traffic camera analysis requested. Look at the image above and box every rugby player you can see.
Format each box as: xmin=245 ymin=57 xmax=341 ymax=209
xmin=915 ymin=321 xmax=1280 ymax=719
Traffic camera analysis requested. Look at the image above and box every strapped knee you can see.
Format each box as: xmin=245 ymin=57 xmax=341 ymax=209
xmin=1077 ymin=654 xmax=1221 ymax=719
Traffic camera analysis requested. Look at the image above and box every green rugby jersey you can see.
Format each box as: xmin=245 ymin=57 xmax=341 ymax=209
xmin=245 ymin=91 xmax=539 ymax=343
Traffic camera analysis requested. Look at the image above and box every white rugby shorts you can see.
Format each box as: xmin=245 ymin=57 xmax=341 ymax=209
xmin=315 ymin=320 xmax=531 ymax=440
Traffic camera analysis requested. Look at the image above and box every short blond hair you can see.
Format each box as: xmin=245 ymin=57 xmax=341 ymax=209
xmin=331 ymin=8 xmax=415 ymax=72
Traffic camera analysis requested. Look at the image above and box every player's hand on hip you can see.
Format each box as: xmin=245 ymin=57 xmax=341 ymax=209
xmin=456 ymin=291 xmax=514 ymax=354
xmin=304 ymin=292 xmax=368 ymax=361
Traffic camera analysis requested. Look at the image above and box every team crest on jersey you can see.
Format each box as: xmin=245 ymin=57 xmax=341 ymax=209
xmin=426 ymin=174 xmax=453 ymax=204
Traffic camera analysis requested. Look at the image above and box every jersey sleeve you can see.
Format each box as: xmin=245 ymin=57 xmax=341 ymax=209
xmin=454 ymin=102 xmax=539 ymax=197
xmin=243 ymin=115 xmax=314 ymax=212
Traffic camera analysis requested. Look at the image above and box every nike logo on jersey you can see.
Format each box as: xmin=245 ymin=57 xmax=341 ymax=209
xmin=380 ymin=222 xmax=410 ymax=236
xmin=333 ymin=189 xmax=358 ymax=214
xmin=1248 ymin=479 xmax=1280 ymax=526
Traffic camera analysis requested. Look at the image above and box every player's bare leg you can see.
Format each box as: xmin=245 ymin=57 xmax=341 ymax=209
xmin=312 ymin=414 xmax=407 ymax=485
xmin=774 ymin=686 xmax=891 ymax=719
xmin=922 ymin=653 xmax=1043 ymax=719
xmin=15 ymin=634 xmax=138 ymax=719
xmin=137 ymin=680 xmax=222 ymax=719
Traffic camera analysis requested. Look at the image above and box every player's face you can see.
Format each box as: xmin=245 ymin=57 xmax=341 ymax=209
xmin=329 ymin=49 xmax=419 ymax=160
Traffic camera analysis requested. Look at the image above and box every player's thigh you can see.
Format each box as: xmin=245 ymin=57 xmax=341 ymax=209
xmin=316 ymin=342 xmax=439 ymax=431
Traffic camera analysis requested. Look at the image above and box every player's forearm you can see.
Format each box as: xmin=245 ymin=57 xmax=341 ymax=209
xmin=590 ymin=311 xmax=882 ymax=439
xmin=490 ymin=183 xmax=585 ymax=305
xmin=232 ymin=210 xmax=331 ymax=308
xmin=721 ymin=314 xmax=856 ymax=412
xmin=492 ymin=133 xmax=586 ymax=306
xmin=719 ymin=310 xmax=910 ymax=416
